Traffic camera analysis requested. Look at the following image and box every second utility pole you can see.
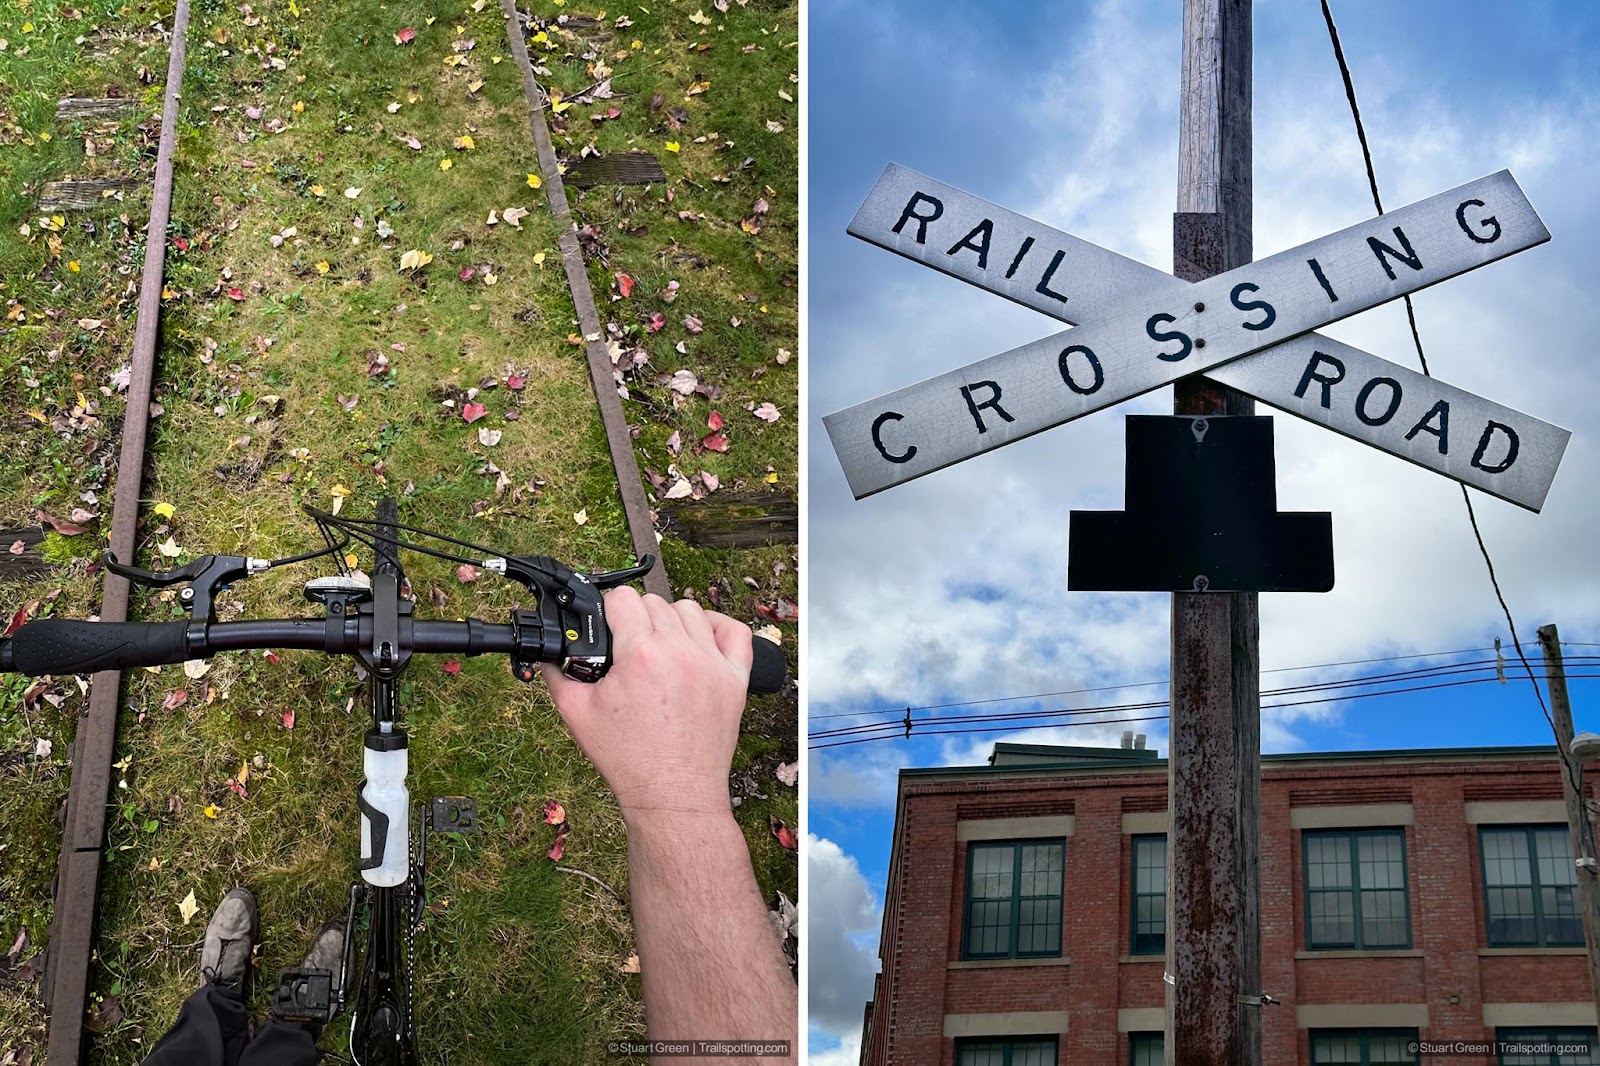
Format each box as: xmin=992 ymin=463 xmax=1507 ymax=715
xmin=1166 ymin=0 xmax=1262 ymax=1063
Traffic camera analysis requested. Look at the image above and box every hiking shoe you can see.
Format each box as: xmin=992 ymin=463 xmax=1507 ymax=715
xmin=200 ymin=887 xmax=259 ymax=993
xmin=302 ymin=919 xmax=345 ymax=974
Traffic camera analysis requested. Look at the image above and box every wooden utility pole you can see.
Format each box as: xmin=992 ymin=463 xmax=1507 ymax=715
xmin=1536 ymin=624 xmax=1600 ymax=1022
xmin=1166 ymin=0 xmax=1262 ymax=1063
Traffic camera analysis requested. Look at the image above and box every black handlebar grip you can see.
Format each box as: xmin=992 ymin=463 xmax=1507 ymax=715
xmin=4 ymin=620 xmax=193 ymax=676
xmin=748 ymin=636 xmax=786 ymax=695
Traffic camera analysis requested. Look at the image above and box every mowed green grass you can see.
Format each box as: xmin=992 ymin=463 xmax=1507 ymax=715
xmin=0 ymin=0 xmax=797 ymax=1061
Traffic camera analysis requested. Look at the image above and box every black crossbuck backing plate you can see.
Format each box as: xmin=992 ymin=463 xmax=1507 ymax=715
xmin=1069 ymin=416 xmax=1334 ymax=593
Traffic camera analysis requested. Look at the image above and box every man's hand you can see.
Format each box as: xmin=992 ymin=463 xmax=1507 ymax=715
xmin=543 ymin=587 xmax=796 ymax=1062
xmin=542 ymin=586 xmax=754 ymax=822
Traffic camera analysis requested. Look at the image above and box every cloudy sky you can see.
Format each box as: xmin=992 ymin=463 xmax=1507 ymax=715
xmin=804 ymin=0 xmax=1600 ymax=1060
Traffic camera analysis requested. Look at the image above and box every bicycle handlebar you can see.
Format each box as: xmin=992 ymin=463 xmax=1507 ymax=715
xmin=0 ymin=617 xmax=787 ymax=694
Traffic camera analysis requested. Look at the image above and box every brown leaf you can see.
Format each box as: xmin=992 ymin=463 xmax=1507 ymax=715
xmin=161 ymin=689 xmax=189 ymax=711
xmin=37 ymin=510 xmax=87 ymax=536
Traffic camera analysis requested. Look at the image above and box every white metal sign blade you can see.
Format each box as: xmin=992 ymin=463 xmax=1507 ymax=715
xmin=826 ymin=171 xmax=1549 ymax=499
xmin=845 ymin=165 xmax=1567 ymax=510
xmin=1205 ymin=335 xmax=1569 ymax=511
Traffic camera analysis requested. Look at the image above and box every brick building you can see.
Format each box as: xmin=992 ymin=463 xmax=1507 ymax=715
xmin=858 ymin=742 xmax=1596 ymax=1065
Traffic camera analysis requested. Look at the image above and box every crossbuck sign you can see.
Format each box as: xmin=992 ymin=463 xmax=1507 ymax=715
xmin=823 ymin=165 xmax=1569 ymax=511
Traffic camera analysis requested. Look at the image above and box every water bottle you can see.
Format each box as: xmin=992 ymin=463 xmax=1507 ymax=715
xmin=360 ymin=726 xmax=410 ymax=887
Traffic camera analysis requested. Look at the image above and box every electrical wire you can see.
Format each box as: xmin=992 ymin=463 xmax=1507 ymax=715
xmin=1318 ymin=0 xmax=1572 ymax=800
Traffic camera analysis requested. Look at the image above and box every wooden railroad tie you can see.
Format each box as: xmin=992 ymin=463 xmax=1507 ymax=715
xmin=0 ymin=527 xmax=56 ymax=582
xmin=657 ymin=492 xmax=797 ymax=550
xmin=55 ymin=97 xmax=136 ymax=122
xmin=563 ymin=151 xmax=667 ymax=189
xmin=36 ymin=177 xmax=140 ymax=211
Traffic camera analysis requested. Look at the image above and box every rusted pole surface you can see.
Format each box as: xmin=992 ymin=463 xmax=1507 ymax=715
xmin=44 ymin=2 xmax=190 ymax=1061
xmin=1537 ymin=624 xmax=1600 ymax=1024
xmin=1166 ymin=0 xmax=1262 ymax=1063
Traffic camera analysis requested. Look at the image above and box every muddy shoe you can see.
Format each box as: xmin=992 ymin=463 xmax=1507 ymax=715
xmin=302 ymin=919 xmax=345 ymax=973
xmin=200 ymin=887 xmax=259 ymax=994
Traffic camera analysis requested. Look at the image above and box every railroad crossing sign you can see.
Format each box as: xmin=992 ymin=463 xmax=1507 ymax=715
xmin=823 ymin=165 xmax=1569 ymax=511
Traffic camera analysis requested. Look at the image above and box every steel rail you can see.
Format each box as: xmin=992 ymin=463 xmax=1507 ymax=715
xmin=42 ymin=0 xmax=191 ymax=1060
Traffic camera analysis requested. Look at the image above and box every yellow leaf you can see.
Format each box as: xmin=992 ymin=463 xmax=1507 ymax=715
xmin=204 ymin=804 xmax=219 ymax=819
xmin=330 ymin=484 xmax=352 ymax=497
xmin=765 ymin=471 xmax=779 ymax=484
xmin=532 ymin=251 xmax=546 ymax=266
xmin=453 ymin=134 xmax=475 ymax=150
xmin=153 ymin=502 xmax=176 ymax=518
xmin=526 ymin=173 xmax=542 ymax=189
xmin=310 ymin=184 xmax=326 ymax=197
xmin=67 ymin=260 xmax=79 ymax=272
xmin=467 ymin=79 xmax=484 ymax=94
xmin=426 ymin=15 xmax=437 ymax=23
xmin=439 ymin=158 xmax=453 ymax=170
xmin=689 ymin=8 xmax=710 ymax=23
xmin=289 ymin=0 xmax=299 ymax=13
xmin=179 ymin=890 xmax=200 ymax=924
xmin=407 ymin=91 xmax=421 ymax=103
xmin=665 ymin=141 xmax=680 ymax=152
xmin=344 ymin=552 xmax=359 ymax=567
xmin=686 ymin=80 xmax=711 ymax=96
xmin=27 ymin=409 xmax=47 ymax=424
xmin=315 ymin=260 xmax=330 ymax=274
xmin=162 ymin=284 xmax=178 ymax=299
xmin=482 ymin=271 xmax=497 ymax=285
xmin=237 ymin=761 xmax=250 ymax=786
xmin=530 ymin=30 xmax=547 ymax=44
xmin=549 ymin=91 xmax=570 ymax=114
xmin=292 ymin=100 xmax=306 ymax=114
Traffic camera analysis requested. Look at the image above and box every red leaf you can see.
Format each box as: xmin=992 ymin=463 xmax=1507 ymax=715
xmin=455 ymin=563 xmax=480 ymax=583
xmin=616 ymin=272 xmax=634 ymax=298
xmin=172 ymin=236 xmax=189 ymax=252
xmin=442 ymin=659 xmax=462 ymax=675
xmin=770 ymin=816 xmax=797 ymax=850
xmin=281 ymin=709 xmax=295 ymax=730
xmin=646 ymin=311 xmax=667 ymax=333
xmin=700 ymin=432 xmax=729 ymax=453
xmin=548 ymin=823 xmax=570 ymax=861
xmin=228 ymin=778 xmax=248 ymax=798
xmin=506 ymin=373 xmax=526 ymax=391
xmin=706 ymin=410 xmax=724 ymax=431
xmin=461 ymin=402 xmax=487 ymax=423
xmin=37 ymin=510 xmax=88 ymax=536
xmin=266 ymin=652 xmax=280 ymax=665
xmin=394 ymin=26 xmax=416 ymax=43
xmin=543 ymin=799 xmax=567 ymax=824
xmin=459 ymin=267 xmax=475 ymax=281
xmin=4 ymin=600 xmax=39 ymax=638
xmin=226 ymin=287 xmax=245 ymax=301
xmin=161 ymin=689 xmax=189 ymax=711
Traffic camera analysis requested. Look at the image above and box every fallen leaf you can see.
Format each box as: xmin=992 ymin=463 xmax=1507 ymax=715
xmin=394 ymin=26 xmax=416 ymax=43
xmin=478 ymin=428 xmax=503 ymax=446
xmin=775 ymin=761 xmax=798 ymax=787
xmin=616 ymin=272 xmax=634 ymax=297
xmin=310 ymin=184 xmax=327 ymax=198
xmin=156 ymin=536 xmax=182 ymax=558
xmin=663 ymin=478 xmax=693 ymax=499
xmin=668 ymin=370 xmax=697 ymax=395
xmin=506 ymin=373 xmax=526 ymax=390
xmin=707 ymin=410 xmax=724 ymax=431
xmin=665 ymin=430 xmax=682 ymax=454
xmin=314 ymin=260 xmax=330 ymax=274
xmin=573 ymin=509 xmax=588 ymax=526
xmin=439 ymin=158 xmax=453 ymax=170
xmin=700 ymin=471 xmax=720 ymax=493
xmin=178 ymin=890 xmax=200 ymax=924
xmin=769 ymin=816 xmax=797 ymax=850
xmin=752 ymin=402 xmax=781 ymax=422
xmin=526 ymin=173 xmax=542 ymax=189
xmin=344 ymin=186 xmax=362 ymax=199
xmin=467 ymin=78 xmax=484 ymax=94
xmin=203 ymin=804 xmax=219 ymax=819
xmin=502 ymin=206 xmax=529 ymax=228
xmin=399 ymin=249 xmax=433 ymax=272
xmin=281 ymin=709 xmax=295 ymax=729
xmin=647 ymin=311 xmax=667 ymax=333
xmin=442 ymin=659 xmax=462 ymax=675
xmin=461 ymin=402 xmax=487 ymax=423
xmin=548 ymin=823 xmax=570 ymax=861
xmin=665 ymin=140 xmax=680 ymax=153
xmin=453 ymin=134 xmax=475 ymax=150
xmin=455 ymin=563 xmax=480 ymax=583
xmin=184 ymin=659 xmax=211 ymax=680
xmin=37 ymin=510 xmax=88 ymax=536
xmin=683 ymin=314 xmax=704 ymax=334
xmin=161 ymin=689 xmax=189 ymax=711
xmin=619 ymin=953 xmax=641 ymax=974
xmin=543 ymin=799 xmax=566 ymax=824
xmin=701 ymin=432 xmax=729 ymax=452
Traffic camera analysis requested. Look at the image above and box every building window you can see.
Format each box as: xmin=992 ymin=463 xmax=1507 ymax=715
xmin=1130 ymin=834 xmax=1166 ymax=955
xmin=1129 ymin=1032 xmax=1163 ymax=1066
xmin=1310 ymin=1029 xmax=1420 ymax=1065
xmin=1481 ymin=825 xmax=1582 ymax=947
xmin=1303 ymin=828 xmax=1410 ymax=949
xmin=1496 ymin=1027 xmax=1598 ymax=1065
xmin=956 ymin=1037 xmax=1058 ymax=1066
xmin=962 ymin=840 xmax=1064 ymax=959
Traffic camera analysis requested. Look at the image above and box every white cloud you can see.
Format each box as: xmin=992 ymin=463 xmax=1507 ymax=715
xmin=806 ymin=835 xmax=883 ymax=1038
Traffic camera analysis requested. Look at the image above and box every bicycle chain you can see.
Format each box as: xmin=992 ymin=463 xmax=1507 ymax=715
xmin=406 ymin=823 xmax=418 ymax=1048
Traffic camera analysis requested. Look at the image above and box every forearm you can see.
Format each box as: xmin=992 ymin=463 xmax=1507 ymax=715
xmin=626 ymin=811 xmax=797 ymax=1064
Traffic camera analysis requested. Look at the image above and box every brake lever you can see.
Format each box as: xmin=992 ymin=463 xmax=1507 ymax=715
xmin=104 ymin=551 xmax=270 ymax=623
xmin=590 ymin=556 xmax=657 ymax=590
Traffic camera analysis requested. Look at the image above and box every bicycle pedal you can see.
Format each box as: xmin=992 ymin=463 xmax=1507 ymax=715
xmin=272 ymin=967 xmax=334 ymax=1023
xmin=430 ymin=796 xmax=478 ymax=834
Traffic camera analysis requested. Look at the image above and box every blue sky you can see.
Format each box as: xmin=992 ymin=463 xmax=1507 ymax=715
xmin=804 ymin=1 xmax=1600 ymax=1061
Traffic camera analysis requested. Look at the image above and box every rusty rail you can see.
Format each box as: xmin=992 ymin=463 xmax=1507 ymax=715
xmin=497 ymin=0 xmax=671 ymax=600
xmin=42 ymin=1 xmax=190 ymax=1061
